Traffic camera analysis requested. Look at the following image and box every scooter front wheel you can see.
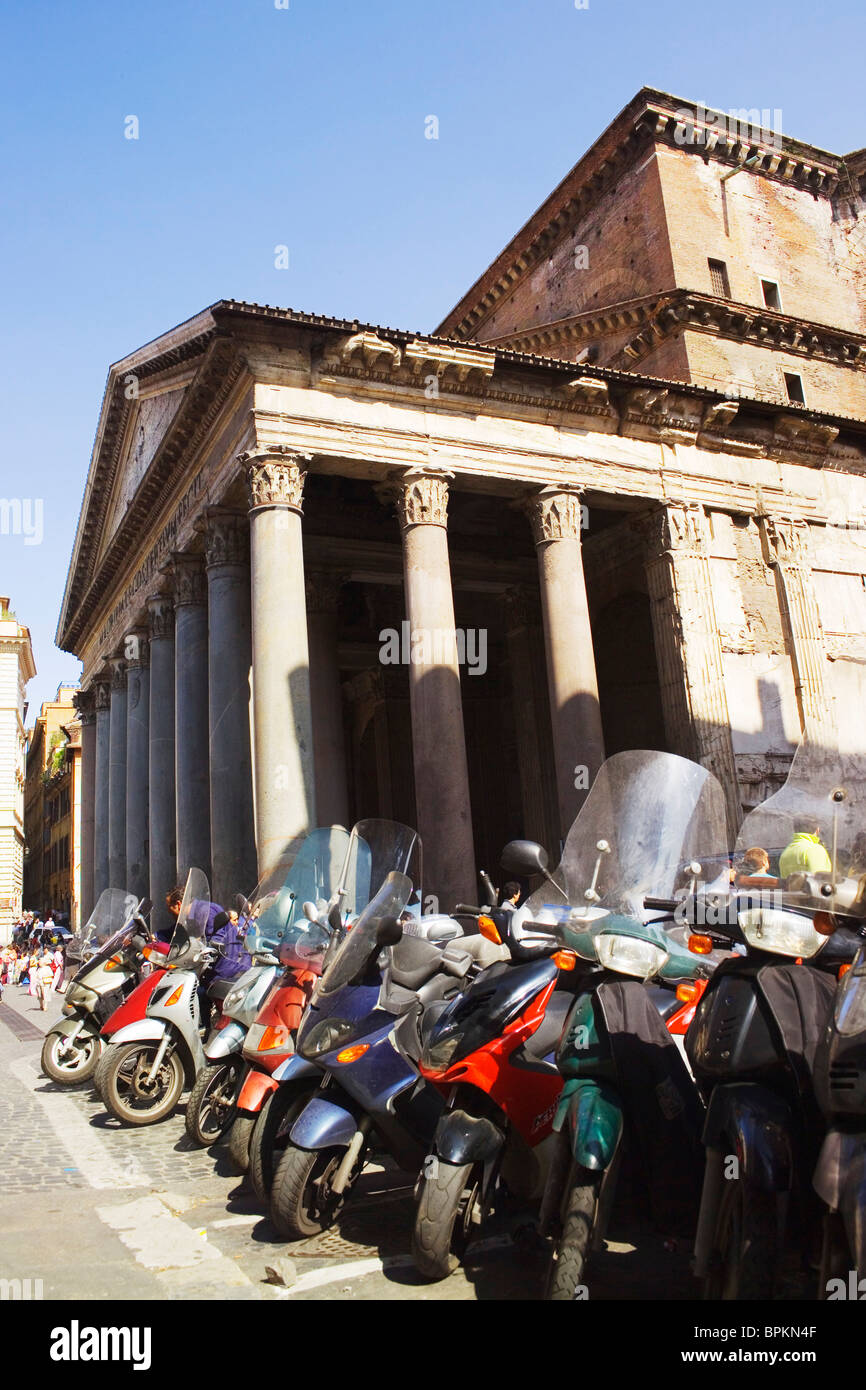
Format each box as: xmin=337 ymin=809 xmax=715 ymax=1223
xmin=41 ymin=1029 xmax=103 ymax=1085
xmin=546 ymin=1174 xmax=600 ymax=1301
xmin=101 ymin=1041 xmax=185 ymax=1126
xmin=185 ymin=1059 xmax=243 ymax=1146
xmin=270 ymin=1142 xmax=365 ymax=1239
xmin=227 ymin=1112 xmax=256 ymax=1174
xmin=411 ymin=1159 xmax=483 ymax=1280
xmin=703 ymin=1178 xmax=777 ymax=1300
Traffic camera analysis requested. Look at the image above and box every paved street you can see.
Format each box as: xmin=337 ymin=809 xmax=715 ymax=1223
xmin=0 ymin=984 xmax=695 ymax=1302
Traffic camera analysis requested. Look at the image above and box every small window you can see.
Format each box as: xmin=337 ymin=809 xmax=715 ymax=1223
xmin=761 ymin=279 xmax=781 ymax=311
xmin=784 ymin=372 xmax=805 ymax=404
xmin=708 ymin=259 xmax=730 ymax=297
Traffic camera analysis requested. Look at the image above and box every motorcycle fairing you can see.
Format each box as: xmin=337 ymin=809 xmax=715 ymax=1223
xmin=433 ymin=1109 xmax=504 ymax=1165
xmin=237 ymin=1070 xmax=278 ymax=1112
xmin=554 ymin=1077 xmax=623 ymax=1170
xmin=702 ymin=1081 xmax=794 ymax=1191
xmin=205 ymin=1021 xmax=246 ymax=1058
xmin=100 ymin=970 xmax=167 ymax=1038
xmin=813 ymin=1128 xmax=866 ymax=1274
xmin=289 ymin=1096 xmax=360 ymax=1150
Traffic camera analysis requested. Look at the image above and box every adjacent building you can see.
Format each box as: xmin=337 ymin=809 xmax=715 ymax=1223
xmin=0 ymin=599 xmax=36 ymax=944
xmin=55 ymin=92 xmax=866 ymax=925
xmin=23 ymin=684 xmax=82 ymax=924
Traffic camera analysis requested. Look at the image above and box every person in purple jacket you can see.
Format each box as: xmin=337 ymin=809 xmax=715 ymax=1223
xmin=207 ymin=909 xmax=252 ymax=983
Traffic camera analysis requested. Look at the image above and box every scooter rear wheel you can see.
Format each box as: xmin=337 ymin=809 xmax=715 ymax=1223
xmin=185 ymin=1059 xmax=243 ymax=1146
xmin=101 ymin=1041 xmax=185 ymax=1126
xmin=41 ymin=1029 xmax=103 ymax=1085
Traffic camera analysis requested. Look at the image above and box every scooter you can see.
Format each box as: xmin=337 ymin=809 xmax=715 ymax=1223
xmin=40 ymin=889 xmax=157 ymax=1084
xmin=686 ymin=736 xmax=864 ymax=1300
xmin=226 ymin=826 xmax=355 ymax=1182
xmin=99 ymin=869 xmax=227 ymax=1126
xmin=267 ymin=820 xmax=499 ymax=1238
xmin=415 ymin=750 xmax=719 ymax=1288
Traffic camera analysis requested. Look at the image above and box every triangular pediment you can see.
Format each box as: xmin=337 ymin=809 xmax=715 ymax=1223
xmin=96 ymin=378 xmax=190 ymax=564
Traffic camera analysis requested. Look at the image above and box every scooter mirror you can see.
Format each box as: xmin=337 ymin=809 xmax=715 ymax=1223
xmin=501 ymin=839 xmax=549 ymax=877
xmin=302 ymin=901 xmax=319 ymax=923
xmin=328 ymin=902 xmax=343 ymax=933
xmin=375 ymin=916 xmax=403 ymax=948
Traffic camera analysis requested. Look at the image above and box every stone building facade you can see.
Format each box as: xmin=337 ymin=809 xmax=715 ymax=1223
xmin=23 ymin=685 xmax=81 ymax=922
xmin=56 ymin=95 xmax=866 ymax=925
xmin=0 ymin=599 xmax=35 ymax=943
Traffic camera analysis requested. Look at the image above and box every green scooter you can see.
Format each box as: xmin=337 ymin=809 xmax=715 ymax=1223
xmin=510 ymin=749 xmax=728 ymax=1300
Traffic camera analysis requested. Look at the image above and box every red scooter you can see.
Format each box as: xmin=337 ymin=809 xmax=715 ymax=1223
xmin=92 ymin=941 xmax=171 ymax=1096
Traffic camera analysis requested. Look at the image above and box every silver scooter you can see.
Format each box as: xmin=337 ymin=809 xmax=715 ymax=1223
xmin=99 ymin=869 xmax=224 ymax=1126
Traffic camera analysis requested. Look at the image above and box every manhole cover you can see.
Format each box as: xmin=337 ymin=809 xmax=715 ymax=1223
xmin=0 ymin=1003 xmax=45 ymax=1042
xmin=293 ymin=1229 xmax=378 ymax=1260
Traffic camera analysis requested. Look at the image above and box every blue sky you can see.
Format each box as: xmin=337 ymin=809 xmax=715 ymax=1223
xmin=1 ymin=0 xmax=864 ymax=716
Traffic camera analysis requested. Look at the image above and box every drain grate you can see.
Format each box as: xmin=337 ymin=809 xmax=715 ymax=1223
xmin=0 ymin=1003 xmax=45 ymax=1042
xmin=292 ymin=1228 xmax=381 ymax=1260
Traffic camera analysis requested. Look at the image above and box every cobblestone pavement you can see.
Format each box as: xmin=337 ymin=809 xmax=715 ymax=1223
xmin=0 ymin=983 xmax=694 ymax=1302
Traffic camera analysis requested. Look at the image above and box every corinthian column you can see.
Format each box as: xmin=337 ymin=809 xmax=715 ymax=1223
xmin=108 ymin=657 xmax=128 ymax=888
xmin=205 ymin=510 xmax=257 ymax=904
xmin=93 ymin=679 xmax=111 ymax=899
xmin=244 ymin=448 xmax=316 ymax=879
xmin=395 ymin=467 xmax=476 ymax=911
xmin=527 ymin=486 xmax=605 ymax=839
xmin=124 ymin=629 xmax=150 ymax=902
xmin=171 ymin=553 xmax=211 ymax=882
xmin=148 ymin=595 xmax=176 ymax=933
xmin=643 ymin=502 xmax=740 ymax=834
xmin=306 ymin=571 xmax=350 ymax=828
xmin=74 ymin=689 xmax=96 ymax=920
xmin=760 ymin=515 xmax=835 ymax=743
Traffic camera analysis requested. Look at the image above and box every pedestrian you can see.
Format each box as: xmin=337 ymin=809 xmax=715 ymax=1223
xmin=35 ymin=953 xmax=56 ymax=1011
xmin=498 ymin=881 xmax=523 ymax=913
xmin=778 ymin=818 xmax=833 ymax=879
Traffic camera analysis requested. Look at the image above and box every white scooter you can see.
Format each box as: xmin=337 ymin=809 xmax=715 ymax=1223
xmin=99 ymin=869 xmax=227 ymax=1127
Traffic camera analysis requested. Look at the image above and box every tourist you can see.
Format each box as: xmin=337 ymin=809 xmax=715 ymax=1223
xmin=779 ymin=818 xmax=833 ymax=878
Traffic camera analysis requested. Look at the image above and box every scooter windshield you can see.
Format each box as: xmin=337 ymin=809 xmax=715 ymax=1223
xmin=317 ymin=870 xmax=414 ymax=996
xmin=521 ymin=750 xmax=729 ymax=930
xmin=241 ymin=827 xmax=354 ymax=956
xmin=734 ymin=732 xmax=866 ymax=920
xmin=69 ymin=888 xmax=139 ymax=962
xmin=167 ymin=868 xmax=211 ymax=962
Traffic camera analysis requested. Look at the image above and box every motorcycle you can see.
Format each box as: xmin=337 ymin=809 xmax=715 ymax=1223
xmin=414 ymin=750 xmax=720 ymax=1288
xmin=233 ymin=826 xmax=356 ymax=1190
xmin=268 ymin=820 xmax=497 ymax=1239
xmin=99 ymin=869 xmax=228 ymax=1126
xmin=686 ymin=736 xmax=864 ymax=1299
xmin=40 ymin=889 xmax=158 ymax=1084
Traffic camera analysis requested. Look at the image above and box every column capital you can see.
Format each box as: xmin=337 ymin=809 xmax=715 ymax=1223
xmin=242 ymin=447 xmax=310 ymax=513
xmin=123 ymin=628 xmax=150 ymax=669
xmin=147 ymin=593 xmax=175 ymax=639
xmin=305 ymin=570 xmax=347 ymax=615
xmin=170 ymin=552 xmax=207 ymax=607
xmin=525 ymin=486 xmax=587 ymax=545
xmin=759 ymin=513 xmax=810 ymax=566
xmin=203 ymin=508 xmax=250 ymax=570
xmin=73 ymin=688 xmax=96 ymax=726
xmin=393 ymin=467 xmax=453 ymax=530
xmin=109 ymin=656 xmax=127 ymax=692
xmin=94 ymin=679 xmax=111 ymax=712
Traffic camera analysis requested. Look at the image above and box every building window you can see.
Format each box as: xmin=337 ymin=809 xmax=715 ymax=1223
xmin=784 ymin=372 xmax=805 ymax=404
xmin=708 ymin=259 xmax=730 ymax=297
xmin=761 ymin=278 xmax=781 ymax=311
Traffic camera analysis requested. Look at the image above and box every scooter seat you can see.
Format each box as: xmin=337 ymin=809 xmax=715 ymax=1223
xmin=388 ymin=934 xmax=452 ymax=991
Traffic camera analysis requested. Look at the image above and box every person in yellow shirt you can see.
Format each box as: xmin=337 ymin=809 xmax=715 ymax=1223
xmin=778 ymin=818 xmax=832 ymax=879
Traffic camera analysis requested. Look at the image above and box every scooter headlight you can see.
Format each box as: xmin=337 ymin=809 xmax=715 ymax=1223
xmin=738 ymin=908 xmax=827 ymax=959
xmin=835 ymin=963 xmax=866 ymax=1037
xmin=299 ymin=1017 xmax=357 ymax=1059
xmin=594 ymin=932 xmax=669 ymax=981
